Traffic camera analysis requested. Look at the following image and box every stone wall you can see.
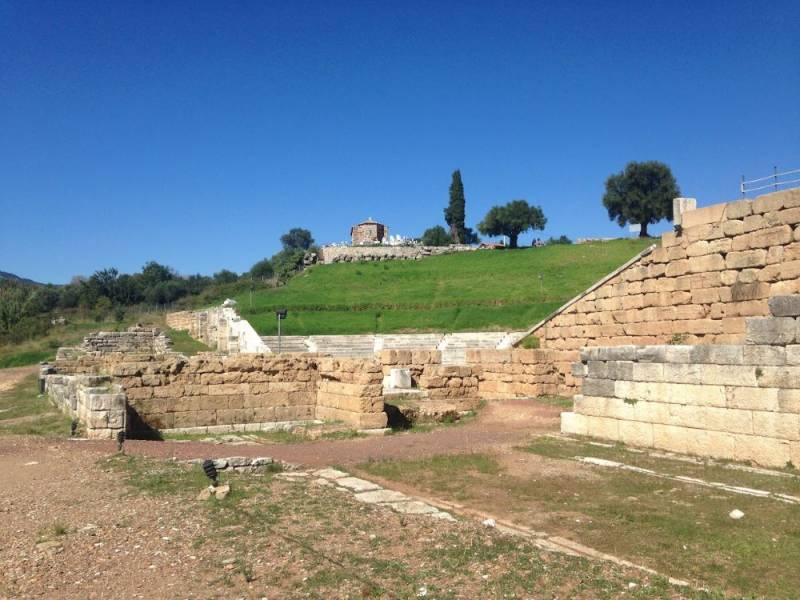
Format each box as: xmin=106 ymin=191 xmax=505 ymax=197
xmin=49 ymin=347 xmax=387 ymax=434
xmin=378 ymin=349 xmax=479 ymax=408
xmin=316 ymin=357 xmax=387 ymax=428
xmin=465 ymin=348 xmax=564 ymax=399
xmin=523 ymin=188 xmax=800 ymax=396
xmin=319 ymin=244 xmax=474 ymax=264
xmin=166 ymin=302 xmax=267 ymax=353
xmin=45 ymin=373 xmax=126 ymax=439
xmin=81 ymin=327 xmax=172 ymax=354
xmin=561 ymin=296 xmax=800 ymax=467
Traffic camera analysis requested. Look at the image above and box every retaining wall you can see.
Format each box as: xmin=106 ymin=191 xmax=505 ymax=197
xmin=524 ymin=188 xmax=800 ymax=396
xmin=562 ymin=296 xmax=800 ymax=467
xmin=48 ymin=349 xmax=387 ymax=434
xmin=45 ymin=372 xmax=126 ymax=439
xmin=166 ymin=303 xmax=267 ymax=353
xmin=319 ymin=244 xmax=474 ymax=264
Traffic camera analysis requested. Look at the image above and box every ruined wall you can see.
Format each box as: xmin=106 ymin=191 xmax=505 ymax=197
xmin=81 ymin=327 xmax=172 ymax=354
xmin=319 ymin=244 xmax=474 ymax=264
xmin=562 ymin=297 xmax=800 ymax=467
xmin=378 ymin=349 xmax=479 ymax=408
xmin=166 ymin=303 xmax=267 ymax=353
xmin=316 ymin=357 xmax=387 ymax=428
xmin=45 ymin=373 xmax=126 ymax=439
xmin=528 ymin=188 xmax=800 ymax=396
xmin=50 ymin=349 xmax=387 ymax=434
xmin=465 ymin=348 xmax=564 ymax=399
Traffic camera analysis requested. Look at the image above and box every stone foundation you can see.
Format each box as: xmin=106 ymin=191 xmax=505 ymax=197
xmin=45 ymin=372 xmax=126 ymax=439
xmin=319 ymin=244 xmax=474 ymax=264
xmin=562 ymin=296 xmax=800 ymax=467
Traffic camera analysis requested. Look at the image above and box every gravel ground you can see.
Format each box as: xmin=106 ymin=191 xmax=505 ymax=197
xmin=83 ymin=399 xmax=562 ymax=467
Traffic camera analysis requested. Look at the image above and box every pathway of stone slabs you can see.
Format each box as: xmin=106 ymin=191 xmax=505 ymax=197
xmin=277 ymin=468 xmax=456 ymax=521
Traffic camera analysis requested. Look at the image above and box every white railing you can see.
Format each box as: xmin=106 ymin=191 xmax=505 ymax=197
xmin=741 ymin=167 xmax=800 ymax=196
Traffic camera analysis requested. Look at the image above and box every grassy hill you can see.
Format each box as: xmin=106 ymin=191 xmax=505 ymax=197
xmin=235 ymin=239 xmax=653 ymax=336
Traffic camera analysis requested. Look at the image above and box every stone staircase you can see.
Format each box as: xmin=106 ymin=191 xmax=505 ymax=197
xmin=309 ymin=335 xmax=376 ymax=357
xmin=260 ymin=336 xmax=310 ymax=353
xmin=259 ymin=331 xmax=522 ymax=362
xmin=439 ymin=332 xmax=510 ymax=365
xmin=379 ymin=333 xmax=444 ymax=351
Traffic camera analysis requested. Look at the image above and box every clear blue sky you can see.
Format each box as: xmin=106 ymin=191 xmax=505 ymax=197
xmin=2 ymin=1 xmax=798 ymax=284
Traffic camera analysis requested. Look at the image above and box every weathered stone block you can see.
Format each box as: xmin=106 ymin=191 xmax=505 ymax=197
xmin=689 ymin=345 xmax=742 ymax=365
xmin=768 ymin=296 xmax=800 ymax=317
xmin=726 ymin=386 xmax=779 ymax=412
xmin=745 ymin=317 xmax=797 ymax=345
xmin=581 ymin=378 xmax=615 ymax=397
xmin=560 ymin=411 xmax=587 ymax=436
xmin=741 ymin=345 xmax=786 ymax=366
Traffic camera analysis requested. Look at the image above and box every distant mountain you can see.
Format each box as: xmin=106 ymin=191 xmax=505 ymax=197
xmin=0 ymin=271 xmax=43 ymax=286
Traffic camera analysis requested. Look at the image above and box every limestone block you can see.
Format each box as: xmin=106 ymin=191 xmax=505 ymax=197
xmin=689 ymin=345 xmax=743 ymax=365
xmin=752 ymin=191 xmax=785 ymax=214
xmin=725 ymin=249 xmax=767 ymax=270
xmin=688 ymin=253 xmax=725 ymax=273
xmin=597 ymin=346 xmax=637 ymax=361
xmin=756 ymin=366 xmax=800 ymax=389
xmin=631 ymin=362 xmax=664 ymax=382
xmin=667 ymin=403 xmax=707 ymax=428
xmin=704 ymin=406 xmax=753 ymax=434
xmin=585 ymin=415 xmax=620 ymax=441
xmin=619 ymin=420 xmax=654 ymax=447
xmin=606 ymin=360 xmax=634 ymax=380
xmin=571 ymin=362 xmax=587 ymax=378
xmin=786 ymin=345 xmax=800 ymax=365
xmin=752 ymin=411 xmax=800 ymax=441
xmin=573 ymin=395 xmax=607 ymax=417
xmin=778 ymin=389 xmax=800 ymax=414
xmin=387 ymin=368 xmax=412 ymax=389
xmin=723 ymin=220 xmax=744 ymax=237
xmin=741 ymin=345 xmax=786 ymax=366
xmin=725 ymin=199 xmax=753 ymax=219
xmin=749 ymin=225 xmax=793 ymax=249
xmin=732 ymin=434 xmax=791 ymax=467
xmin=581 ymin=378 xmax=615 ymax=397
xmin=768 ymin=296 xmax=800 ymax=317
xmin=560 ymin=411 xmax=588 ymax=436
xmin=745 ymin=317 xmax=797 ymax=345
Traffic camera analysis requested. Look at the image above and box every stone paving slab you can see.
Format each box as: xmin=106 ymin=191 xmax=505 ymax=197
xmin=353 ymin=489 xmax=410 ymax=504
xmin=390 ymin=500 xmax=440 ymax=515
xmin=335 ymin=476 xmax=382 ymax=492
xmin=313 ymin=468 xmax=348 ymax=480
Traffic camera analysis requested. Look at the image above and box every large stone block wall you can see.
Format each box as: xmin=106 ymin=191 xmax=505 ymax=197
xmin=49 ymin=349 xmax=387 ymax=434
xmin=166 ymin=303 xmax=267 ymax=353
xmin=81 ymin=327 xmax=172 ymax=354
xmin=319 ymin=244 xmax=474 ymax=264
xmin=45 ymin=373 xmax=126 ymax=439
xmin=465 ymin=348 xmax=565 ymax=399
xmin=562 ymin=297 xmax=800 ymax=467
xmin=316 ymin=357 xmax=387 ymax=428
xmin=528 ymin=188 xmax=800 ymax=396
xmin=378 ymin=349 xmax=479 ymax=408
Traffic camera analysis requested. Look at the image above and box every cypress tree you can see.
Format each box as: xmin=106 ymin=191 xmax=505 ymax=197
xmin=444 ymin=170 xmax=466 ymax=244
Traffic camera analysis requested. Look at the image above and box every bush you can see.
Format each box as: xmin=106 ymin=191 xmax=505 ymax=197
xmin=421 ymin=225 xmax=450 ymax=246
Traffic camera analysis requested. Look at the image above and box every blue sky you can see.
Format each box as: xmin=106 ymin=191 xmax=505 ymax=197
xmin=1 ymin=1 xmax=798 ymax=284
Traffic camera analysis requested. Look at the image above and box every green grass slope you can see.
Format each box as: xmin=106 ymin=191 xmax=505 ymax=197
xmin=235 ymin=238 xmax=653 ymax=336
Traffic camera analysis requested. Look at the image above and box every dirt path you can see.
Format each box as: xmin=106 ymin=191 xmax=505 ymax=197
xmin=0 ymin=365 xmax=37 ymax=394
xmin=87 ymin=399 xmax=562 ymax=467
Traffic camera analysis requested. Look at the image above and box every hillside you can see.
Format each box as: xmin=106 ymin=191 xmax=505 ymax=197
xmin=0 ymin=271 xmax=41 ymax=286
xmin=234 ymin=239 xmax=653 ymax=336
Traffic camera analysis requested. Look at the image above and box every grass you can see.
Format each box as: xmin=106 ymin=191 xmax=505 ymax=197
xmin=0 ymin=313 xmax=212 ymax=369
xmin=164 ymin=327 xmax=210 ymax=355
xmin=234 ymin=239 xmax=652 ymax=335
xmin=358 ymin=442 xmax=800 ymax=599
xmin=161 ymin=427 xmax=365 ymax=444
xmin=0 ymin=373 xmax=71 ymax=436
xmin=104 ymin=453 xmax=714 ymax=599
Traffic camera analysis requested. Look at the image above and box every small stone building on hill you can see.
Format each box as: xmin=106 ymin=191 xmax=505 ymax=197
xmin=351 ymin=219 xmax=388 ymax=245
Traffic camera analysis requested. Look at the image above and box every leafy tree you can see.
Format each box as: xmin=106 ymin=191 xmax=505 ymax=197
xmin=421 ymin=225 xmax=450 ymax=246
xmin=546 ymin=235 xmax=572 ymax=245
xmin=249 ymin=258 xmax=274 ymax=280
xmin=213 ymin=269 xmax=239 ymax=285
xmin=602 ymin=161 xmax=680 ymax=238
xmin=140 ymin=261 xmax=175 ymax=288
xmin=478 ymin=200 xmax=547 ymax=249
xmin=271 ymin=248 xmax=306 ymax=281
xmin=444 ymin=170 xmax=467 ymax=243
xmin=461 ymin=227 xmax=480 ymax=245
xmin=280 ymin=228 xmax=315 ymax=251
